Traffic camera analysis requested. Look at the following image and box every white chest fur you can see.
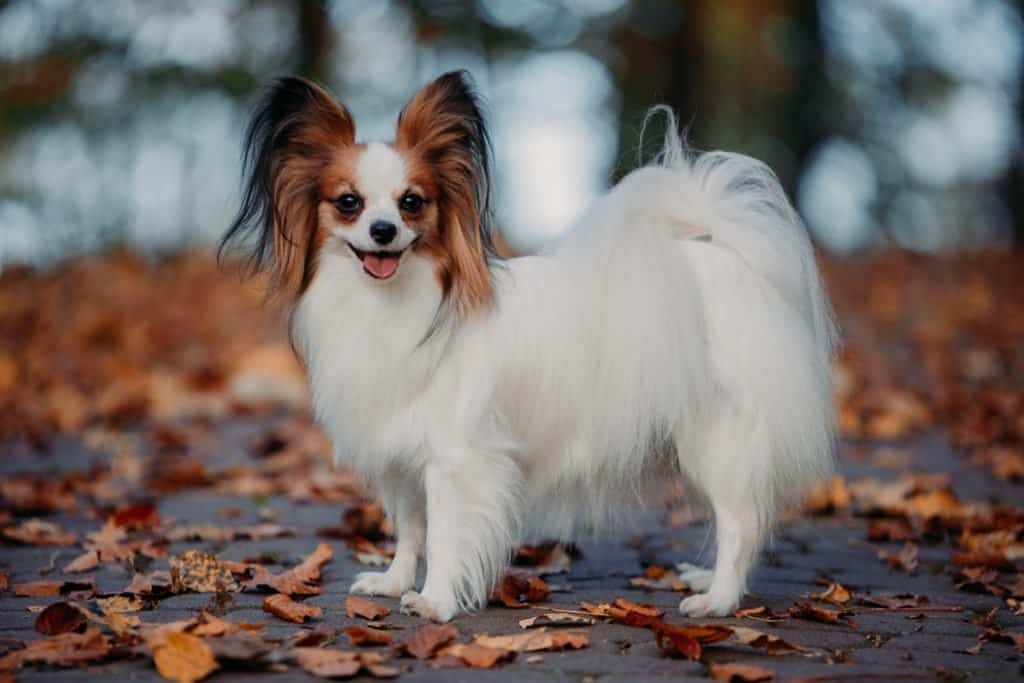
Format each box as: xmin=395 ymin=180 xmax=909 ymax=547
xmin=292 ymin=247 xmax=446 ymax=473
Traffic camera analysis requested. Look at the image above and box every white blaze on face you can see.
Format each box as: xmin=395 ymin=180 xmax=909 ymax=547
xmin=346 ymin=142 xmax=420 ymax=279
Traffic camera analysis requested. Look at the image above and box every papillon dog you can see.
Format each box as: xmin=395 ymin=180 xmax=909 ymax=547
xmin=223 ymin=71 xmax=837 ymax=622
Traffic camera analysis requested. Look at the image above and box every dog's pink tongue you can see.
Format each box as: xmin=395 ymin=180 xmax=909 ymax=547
xmin=363 ymin=253 xmax=399 ymax=279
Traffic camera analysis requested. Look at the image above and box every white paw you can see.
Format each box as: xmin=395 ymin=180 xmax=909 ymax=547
xmin=679 ymin=591 xmax=739 ymax=618
xmin=350 ymin=571 xmax=411 ymax=598
xmin=399 ymin=590 xmax=457 ymax=622
xmin=676 ymin=563 xmax=714 ymax=593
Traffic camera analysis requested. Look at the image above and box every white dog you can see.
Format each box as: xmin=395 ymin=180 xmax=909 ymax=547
xmin=223 ymin=71 xmax=837 ymax=622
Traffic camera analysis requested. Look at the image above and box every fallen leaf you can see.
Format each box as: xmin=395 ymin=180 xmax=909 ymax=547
xmin=438 ymin=643 xmax=514 ymax=668
xmin=110 ymin=502 xmax=160 ymax=530
xmin=0 ymin=627 xmax=110 ymax=670
xmin=0 ymin=571 xmax=7 ymax=591
xmin=518 ymin=613 xmax=598 ymax=629
xmin=866 ymin=518 xmax=918 ymax=542
xmin=473 ymin=628 xmax=588 ymax=653
xmin=401 ymin=623 xmax=458 ymax=659
xmin=878 ymin=541 xmax=919 ymax=572
xmin=709 ymin=662 xmax=775 ymax=682
xmin=1 ymin=518 xmax=76 ymax=546
xmin=732 ymin=627 xmax=805 ymax=655
xmin=169 ymin=550 xmax=240 ymax=593
xmin=653 ymin=621 xmax=732 ymax=660
xmin=344 ymin=625 xmax=392 ymax=647
xmin=809 ymin=582 xmax=852 ymax=606
xmin=263 ymin=594 xmax=322 ymax=623
xmin=248 ymin=543 xmax=332 ymax=595
xmin=581 ymin=598 xmax=664 ymax=627
xmin=152 ymin=632 xmax=218 ymax=683
xmin=733 ymin=605 xmax=788 ymax=623
xmin=63 ymin=551 xmax=100 ymax=574
xmin=804 ymin=476 xmax=851 ymax=514
xmin=630 ymin=565 xmax=686 ymax=591
xmin=34 ymin=602 xmax=88 ymax=635
xmin=345 ymin=595 xmax=390 ymax=620
xmin=492 ymin=574 xmax=550 ymax=608
xmin=788 ymin=601 xmax=855 ymax=626
xmin=292 ymin=647 xmax=361 ymax=678
xmin=14 ymin=580 xmax=63 ymax=597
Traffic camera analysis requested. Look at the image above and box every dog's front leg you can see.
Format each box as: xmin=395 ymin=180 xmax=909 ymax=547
xmin=349 ymin=477 xmax=424 ymax=597
xmin=400 ymin=455 xmax=522 ymax=622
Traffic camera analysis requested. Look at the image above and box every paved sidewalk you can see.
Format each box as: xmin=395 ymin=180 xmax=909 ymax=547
xmin=1 ymin=414 xmax=1021 ymax=682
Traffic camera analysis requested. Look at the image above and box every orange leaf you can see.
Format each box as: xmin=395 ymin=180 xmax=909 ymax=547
xmin=34 ymin=602 xmax=87 ymax=636
xmin=152 ymin=632 xmax=218 ymax=683
xmin=708 ymin=662 xmax=775 ymax=682
xmin=345 ymin=595 xmax=390 ymax=620
xmin=263 ymin=594 xmax=322 ymax=623
xmin=344 ymin=625 xmax=392 ymax=647
xmin=401 ymin=623 xmax=458 ymax=659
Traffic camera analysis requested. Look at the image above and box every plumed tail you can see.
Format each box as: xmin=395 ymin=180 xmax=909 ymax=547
xmin=624 ymin=107 xmax=839 ymax=524
xmin=640 ymin=106 xmax=839 ymax=370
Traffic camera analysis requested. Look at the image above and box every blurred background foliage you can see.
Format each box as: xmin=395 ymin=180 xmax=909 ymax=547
xmin=0 ymin=0 xmax=1021 ymax=265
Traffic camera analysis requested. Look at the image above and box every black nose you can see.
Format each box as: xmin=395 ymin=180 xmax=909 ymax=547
xmin=369 ymin=221 xmax=397 ymax=246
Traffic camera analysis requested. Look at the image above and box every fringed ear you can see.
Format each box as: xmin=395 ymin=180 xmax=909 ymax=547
xmin=221 ymin=77 xmax=355 ymax=297
xmin=397 ymin=70 xmax=496 ymax=315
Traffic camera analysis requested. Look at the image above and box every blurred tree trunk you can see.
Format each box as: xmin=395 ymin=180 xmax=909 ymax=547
xmin=297 ymin=0 xmax=332 ymax=81
xmin=613 ymin=0 xmax=826 ymax=198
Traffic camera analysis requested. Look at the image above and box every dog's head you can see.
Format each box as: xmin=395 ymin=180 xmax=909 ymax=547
xmin=222 ymin=71 xmax=496 ymax=316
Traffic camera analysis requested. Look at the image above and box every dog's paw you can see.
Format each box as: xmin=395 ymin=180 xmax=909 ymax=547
xmin=400 ymin=591 xmax=457 ymax=622
xmin=676 ymin=563 xmax=714 ymax=593
xmin=349 ymin=571 xmax=410 ymax=598
xmin=678 ymin=592 xmax=738 ymax=618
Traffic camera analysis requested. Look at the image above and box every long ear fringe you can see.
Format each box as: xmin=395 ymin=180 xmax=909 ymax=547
xmin=398 ymin=70 xmax=501 ymax=320
xmin=219 ymin=77 xmax=353 ymax=296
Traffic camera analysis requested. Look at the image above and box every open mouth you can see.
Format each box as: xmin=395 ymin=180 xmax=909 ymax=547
xmin=347 ymin=244 xmax=408 ymax=280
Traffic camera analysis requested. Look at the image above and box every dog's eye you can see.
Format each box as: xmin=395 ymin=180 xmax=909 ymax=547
xmin=399 ymin=192 xmax=424 ymax=213
xmin=336 ymin=193 xmax=361 ymax=213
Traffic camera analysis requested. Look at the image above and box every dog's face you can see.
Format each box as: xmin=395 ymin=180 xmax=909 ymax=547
xmin=317 ymin=142 xmax=436 ymax=282
xmin=223 ymin=71 xmax=495 ymax=315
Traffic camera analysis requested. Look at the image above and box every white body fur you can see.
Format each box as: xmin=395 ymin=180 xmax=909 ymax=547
xmin=293 ymin=121 xmax=837 ymax=621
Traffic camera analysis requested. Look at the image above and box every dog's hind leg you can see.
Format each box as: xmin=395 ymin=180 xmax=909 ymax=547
xmin=676 ymin=416 xmax=767 ymax=618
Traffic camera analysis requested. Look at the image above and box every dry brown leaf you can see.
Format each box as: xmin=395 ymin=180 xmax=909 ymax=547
xmin=580 ymin=598 xmax=664 ymax=627
xmin=110 ymin=502 xmax=160 ymax=530
xmin=63 ymin=550 xmax=100 ymax=574
xmin=169 ymin=550 xmax=240 ymax=593
xmin=292 ymin=647 xmax=361 ymax=678
xmin=438 ymin=643 xmax=514 ymax=668
xmin=652 ymin=621 xmax=732 ymax=660
xmin=401 ymin=623 xmax=459 ymax=659
xmin=878 ymin=541 xmax=919 ymax=572
xmin=788 ymin=601 xmax=855 ymax=626
xmin=345 ymin=595 xmax=390 ymax=620
xmin=0 ymin=571 xmax=7 ymax=591
xmin=866 ymin=518 xmax=918 ymax=542
xmin=248 ymin=543 xmax=332 ymax=595
xmin=518 ymin=613 xmax=598 ymax=629
xmin=34 ymin=602 xmax=88 ymax=636
xmin=803 ymin=476 xmax=851 ymax=514
xmin=733 ymin=605 xmax=788 ymax=623
xmin=14 ymin=580 xmax=64 ymax=597
xmin=263 ymin=593 xmax=322 ymax=623
xmin=492 ymin=574 xmax=551 ymax=608
xmin=732 ymin=627 xmax=805 ymax=655
xmin=473 ymin=628 xmax=588 ymax=653
xmin=708 ymin=662 xmax=775 ymax=682
xmin=152 ymin=631 xmax=218 ymax=683
xmin=344 ymin=625 xmax=392 ymax=647
xmin=630 ymin=565 xmax=686 ymax=591
xmin=1 ymin=518 xmax=76 ymax=546
xmin=0 ymin=627 xmax=110 ymax=670
xmin=512 ymin=541 xmax=577 ymax=574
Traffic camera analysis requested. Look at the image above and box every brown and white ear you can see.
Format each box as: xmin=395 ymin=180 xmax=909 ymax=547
xmin=397 ymin=70 xmax=495 ymax=315
xmin=221 ymin=77 xmax=355 ymax=297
